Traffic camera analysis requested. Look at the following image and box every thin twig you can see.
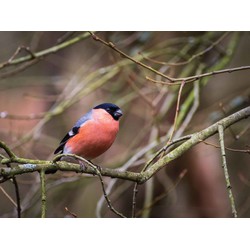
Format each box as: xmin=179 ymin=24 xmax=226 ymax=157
xmin=131 ymin=183 xmax=138 ymax=218
xmin=55 ymin=154 xmax=126 ymax=218
xmin=57 ymin=32 xmax=76 ymax=44
xmin=140 ymin=32 xmax=230 ymax=66
xmin=146 ymin=65 xmax=250 ymax=84
xmin=236 ymin=122 xmax=250 ymax=140
xmin=0 ymin=140 xmax=17 ymax=159
xmin=143 ymin=135 xmax=192 ymax=172
xmin=136 ymin=169 xmax=188 ymax=217
xmin=89 ymin=32 xmax=250 ymax=84
xmin=3 ymin=46 xmax=36 ymax=68
xmin=146 ymin=77 xmax=181 ymax=86
xmin=40 ymin=169 xmax=46 ymax=218
xmin=219 ymin=102 xmax=238 ymax=140
xmin=218 ymin=124 xmax=237 ymax=218
xmin=65 ymin=207 xmax=77 ymax=218
xmin=0 ymin=33 xmax=90 ymax=79
xmin=141 ymin=177 xmax=154 ymax=218
xmin=89 ymin=31 xmax=174 ymax=82
xmin=95 ymin=168 xmax=126 ymax=218
xmin=0 ymin=32 xmax=91 ymax=70
xmin=174 ymin=81 xmax=200 ymax=138
xmin=202 ymin=140 xmax=250 ymax=154
xmin=0 ymin=111 xmax=45 ymax=120
xmin=0 ymin=59 xmax=40 ymax=80
xmin=168 ymin=80 xmax=186 ymax=144
xmin=12 ymin=177 xmax=21 ymax=218
xmin=0 ymin=185 xmax=17 ymax=207
xmin=96 ymin=137 xmax=162 ymax=217
xmin=141 ymin=106 xmax=250 ymax=182
xmin=127 ymin=74 xmax=155 ymax=110
xmin=130 ymin=135 xmax=191 ymax=217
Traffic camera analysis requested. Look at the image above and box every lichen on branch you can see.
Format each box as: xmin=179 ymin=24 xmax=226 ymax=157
xmin=1 ymin=106 xmax=249 ymax=184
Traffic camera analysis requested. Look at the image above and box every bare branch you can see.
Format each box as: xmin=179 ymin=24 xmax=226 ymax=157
xmin=218 ymin=124 xmax=237 ymax=218
xmin=40 ymin=170 xmax=46 ymax=218
xmin=132 ymin=183 xmax=138 ymax=218
xmin=89 ymin=32 xmax=250 ymax=84
xmin=0 ymin=140 xmax=17 ymax=159
xmin=0 ymin=32 xmax=91 ymax=71
xmin=89 ymin=31 xmax=175 ymax=82
xmin=141 ymin=106 xmax=250 ymax=182
xmin=0 ymin=185 xmax=17 ymax=208
xmin=1 ymin=106 xmax=249 ymax=185
xmin=55 ymin=154 xmax=126 ymax=218
xmin=65 ymin=207 xmax=77 ymax=218
xmin=140 ymin=32 xmax=230 ymax=66
xmin=167 ymin=80 xmax=186 ymax=143
xmin=12 ymin=177 xmax=21 ymax=218
xmin=0 ymin=111 xmax=45 ymax=120
xmin=146 ymin=65 xmax=250 ymax=85
xmin=202 ymin=140 xmax=250 ymax=154
xmin=135 ymin=169 xmax=188 ymax=217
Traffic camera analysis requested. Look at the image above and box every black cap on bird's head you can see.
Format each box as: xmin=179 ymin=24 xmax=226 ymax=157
xmin=94 ymin=103 xmax=123 ymax=121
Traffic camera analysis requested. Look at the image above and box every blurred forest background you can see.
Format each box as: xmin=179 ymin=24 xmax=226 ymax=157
xmin=0 ymin=31 xmax=249 ymax=218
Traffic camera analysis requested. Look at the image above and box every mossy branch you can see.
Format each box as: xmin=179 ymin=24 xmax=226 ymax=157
xmin=0 ymin=32 xmax=91 ymax=70
xmin=1 ymin=106 xmax=249 ymax=184
xmin=218 ymin=124 xmax=237 ymax=218
xmin=40 ymin=170 xmax=46 ymax=218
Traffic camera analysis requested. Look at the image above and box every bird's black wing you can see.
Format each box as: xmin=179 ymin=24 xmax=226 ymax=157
xmin=54 ymin=126 xmax=79 ymax=154
xmin=54 ymin=110 xmax=92 ymax=155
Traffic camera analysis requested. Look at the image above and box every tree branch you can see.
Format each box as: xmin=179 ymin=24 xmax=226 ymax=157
xmin=146 ymin=65 xmax=250 ymax=85
xmin=140 ymin=106 xmax=250 ymax=182
xmin=218 ymin=124 xmax=237 ymax=218
xmin=140 ymin=32 xmax=230 ymax=66
xmin=89 ymin=32 xmax=250 ymax=84
xmin=0 ymin=106 xmax=250 ymax=185
xmin=0 ymin=32 xmax=91 ymax=71
xmin=40 ymin=170 xmax=46 ymax=218
xmin=12 ymin=177 xmax=21 ymax=218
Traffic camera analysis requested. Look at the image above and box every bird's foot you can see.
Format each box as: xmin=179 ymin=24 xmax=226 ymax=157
xmin=88 ymin=160 xmax=101 ymax=173
xmin=79 ymin=160 xmax=87 ymax=173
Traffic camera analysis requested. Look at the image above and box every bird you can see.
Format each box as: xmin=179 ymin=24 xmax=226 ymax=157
xmin=51 ymin=103 xmax=123 ymax=172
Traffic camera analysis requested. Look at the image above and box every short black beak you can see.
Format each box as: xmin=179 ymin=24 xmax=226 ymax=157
xmin=114 ymin=109 xmax=123 ymax=120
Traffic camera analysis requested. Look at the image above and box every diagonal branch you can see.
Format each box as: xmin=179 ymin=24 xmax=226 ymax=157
xmin=0 ymin=106 xmax=250 ymax=185
xmin=0 ymin=141 xmax=17 ymax=159
xmin=0 ymin=32 xmax=91 ymax=72
xmin=140 ymin=106 xmax=250 ymax=182
xmin=89 ymin=32 xmax=250 ymax=84
xmin=54 ymin=154 xmax=126 ymax=218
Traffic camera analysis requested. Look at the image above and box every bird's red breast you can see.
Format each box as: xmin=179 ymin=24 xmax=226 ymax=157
xmin=64 ymin=108 xmax=119 ymax=159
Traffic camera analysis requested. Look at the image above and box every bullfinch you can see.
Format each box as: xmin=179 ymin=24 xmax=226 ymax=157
xmin=54 ymin=103 xmax=123 ymax=162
